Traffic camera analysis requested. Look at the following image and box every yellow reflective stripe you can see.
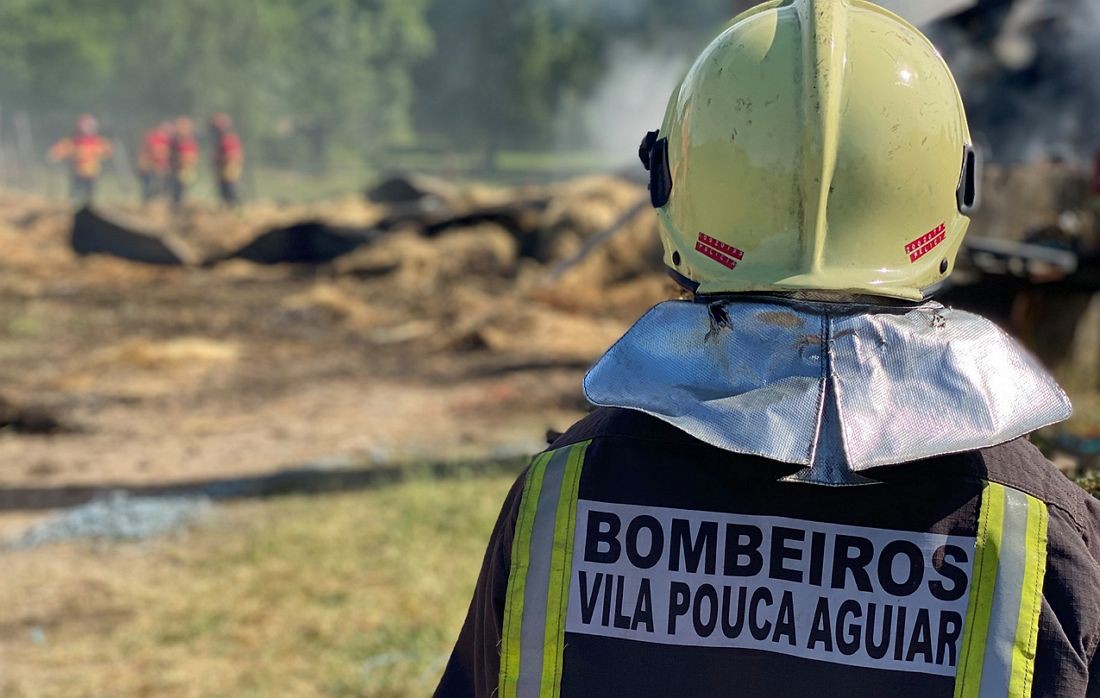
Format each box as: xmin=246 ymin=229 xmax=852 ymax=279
xmin=540 ymin=441 xmax=589 ymax=698
xmin=955 ymin=481 xmax=1005 ymax=698
xmin=954 ymin=482 xmax=1049 ymax=698
xmin=499 ymin=442 xmax=591 ymax=698
xmin=500 ymin=450 xmax=553 ymax=698
xmin=1007 ymin=497 xmax=1048 ymax=697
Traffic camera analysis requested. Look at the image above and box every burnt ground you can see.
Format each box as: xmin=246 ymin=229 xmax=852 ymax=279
xmin=0 ymin=185 xmax=670 ymax=534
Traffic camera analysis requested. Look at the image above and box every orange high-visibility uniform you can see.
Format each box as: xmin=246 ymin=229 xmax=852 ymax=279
xmin=138 ymin=129 xmax=172 ymax=175
xmin=171 ymin=135 xmax=201 ymax=185
xmin=215 ymin=131 xmax=244 ymax=183
xmin=49 ymin=134 xmax=112 ymax=178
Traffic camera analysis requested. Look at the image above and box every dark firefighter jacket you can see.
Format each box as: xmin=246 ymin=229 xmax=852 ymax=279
xmin=435 ymin=407 xmax=1100 ymax=698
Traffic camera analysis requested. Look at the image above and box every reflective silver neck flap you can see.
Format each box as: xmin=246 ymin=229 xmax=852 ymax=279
xmin=583 ymin=300 xmax=1071 ymax=487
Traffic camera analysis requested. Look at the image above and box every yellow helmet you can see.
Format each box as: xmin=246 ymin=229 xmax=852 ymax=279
xmin=639 ymin=0 xmax=979 ymax=301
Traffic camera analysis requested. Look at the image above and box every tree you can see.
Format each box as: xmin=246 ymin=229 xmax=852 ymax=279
xmin=0 ymin=0 xmax=433 ymax=168
xmin=412 ymin=0 xmax=738 ymax=171
xmin=413 ymin=0 xmax=605 ymax=170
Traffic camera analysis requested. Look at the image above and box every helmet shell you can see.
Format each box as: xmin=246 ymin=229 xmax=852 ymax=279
xmin=657 ymin=0 xmax=974 ymax=300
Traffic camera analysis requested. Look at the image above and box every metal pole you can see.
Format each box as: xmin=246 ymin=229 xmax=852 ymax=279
xmin=545 ymin=198 xmax=650 ymax=282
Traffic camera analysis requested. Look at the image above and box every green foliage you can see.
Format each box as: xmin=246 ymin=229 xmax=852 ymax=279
xmin=412 ymin=0 xmax=602 ymax=163
xmin=0 ymin=0 xmax=433 ymax=165
xmin=412 ymin=0 xmax=735 ymax=169
xmin=0 ymin=0 xmax=734 ymax=170
xmin=0 ymin=0 xmax=116 ymax=112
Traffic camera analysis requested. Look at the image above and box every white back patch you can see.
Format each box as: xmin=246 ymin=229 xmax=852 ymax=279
xmin=566 ymin=500 xmax=975 ymax=676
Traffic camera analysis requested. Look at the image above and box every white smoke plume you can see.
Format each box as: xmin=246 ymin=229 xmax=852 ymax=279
xmin=565 ymin=0 xmax=1100 ymax=168
xmin=565 ymin=43 xmax=691 ymax=167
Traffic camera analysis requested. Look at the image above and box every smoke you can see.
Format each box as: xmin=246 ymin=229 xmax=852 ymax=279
xmin=563 ymin=0 xmax=1100 ymax=168
xmin=551 ymin=0 xmax=648 ymax=26
xmin=551 ymin=0 xmax=749 ymax=167
xmin=932 ymin=0 xmax=1100 ymax=163
xmin=562 ymin=43 xmax=690 ymax=167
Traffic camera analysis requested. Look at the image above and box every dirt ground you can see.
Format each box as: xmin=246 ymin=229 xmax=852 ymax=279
xmin=0 ymin=183 xmax=673 ymax=536
xmin=3 ymin=175 xmax=1099 ymax=521
xmin=0 ymin=181 xmax=672 ymax=696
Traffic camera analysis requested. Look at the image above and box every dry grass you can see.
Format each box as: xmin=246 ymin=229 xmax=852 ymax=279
xmin=0 ymin=473 xmax=515 ymax=697
xmin=92 ymin=338 xmax=242 ymax=368
xmin=1064 ymin=391 xmax=1100 ymax=437
xmin=1077 ymin=473 xmax=1100 ymax=497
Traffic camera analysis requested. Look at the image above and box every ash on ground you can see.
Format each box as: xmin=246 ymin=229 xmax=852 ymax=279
xmin=5 ymin=491 xmax=212 ymax=551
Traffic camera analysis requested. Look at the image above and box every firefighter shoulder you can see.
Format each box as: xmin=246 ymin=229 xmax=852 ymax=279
xmin=436 ymin=1 xmax=1100 ymax=697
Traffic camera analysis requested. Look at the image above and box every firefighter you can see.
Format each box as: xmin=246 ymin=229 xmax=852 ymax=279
xmin=209 ymin=113 xmax=244 ymax=207
xmin=169 ymin=116 xmax=200 ymax=209
xmin=48 ymin=114 xmax=112 ymax=203
xmin=137 ymin=121 xmax=173 ymax=204
xmin=436 ymin=1 xmax=1100 ymax=697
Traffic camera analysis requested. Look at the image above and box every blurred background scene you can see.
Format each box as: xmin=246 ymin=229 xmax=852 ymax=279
xmin=0 ymin=0 xmax=1098 ymax=695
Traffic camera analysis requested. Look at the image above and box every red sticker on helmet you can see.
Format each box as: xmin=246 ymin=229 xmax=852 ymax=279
xmin=905 ymin=223 xmax=947 ymax=263
xmin=697 ymin=233 xmax=744 ymax=270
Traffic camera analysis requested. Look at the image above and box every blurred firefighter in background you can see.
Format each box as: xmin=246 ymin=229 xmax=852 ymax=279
xmin=136 ymin=121 xmax=173 ymax=204
xmin=209 ymin=113 xmax=244 ymax=207
xmin=48 ymin=114 xmax=113 ymax=203
xmin=170 ymin=117 xmax=200 ymax=209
